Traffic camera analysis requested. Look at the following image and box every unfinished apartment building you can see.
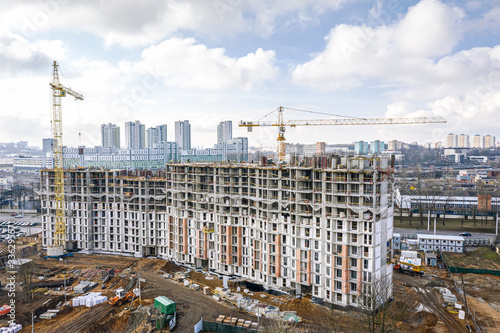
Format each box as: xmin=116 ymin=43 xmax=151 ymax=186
xmin=40 ymin=155 xmax=393 ymax=307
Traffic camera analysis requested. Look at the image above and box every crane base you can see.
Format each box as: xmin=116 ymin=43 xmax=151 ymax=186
xmin=47 ymin=246 xmax=64 ymax=257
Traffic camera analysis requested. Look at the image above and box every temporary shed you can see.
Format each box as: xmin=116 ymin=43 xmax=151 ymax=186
xmin=154 ymin=296 xmax=176 ymax=315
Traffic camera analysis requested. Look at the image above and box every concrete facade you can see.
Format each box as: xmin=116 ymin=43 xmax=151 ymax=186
xmin=40 ymin=156 xmax=393 ymax=307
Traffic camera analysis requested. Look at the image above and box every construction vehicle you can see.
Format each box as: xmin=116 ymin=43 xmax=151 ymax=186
xmin=239 ymin=106 xmax=446 ymax=162
xmin=109 ymin=288 xmax=134 ymax=306
xmin=393 ymin=261 xmax=425 ymax=276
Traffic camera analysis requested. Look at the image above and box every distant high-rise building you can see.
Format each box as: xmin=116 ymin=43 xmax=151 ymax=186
xmin=42 ymin=138 xmax=54 ymax=156
xmin=316 ymin=142 xmax=326 ymax=155
xmin=473 ymin=134 xmax=484 ymax=148
xmin=147 ymin=124 xmax=167 ymax=148
xmin=101 ymin=123 xmax=121 ymax=148
xmin=175 ymin=120 xmax=191 ymax=150
xmin=458 ymin=134 xmax=469 ymax=148
xmin=354 ymin=141 xmax=369 ymax=155
xmin=485 ymin=135 xmax=496 ymax=148
xmin=217 ymin=121 xmax=232 ymax=144
xmin=226 ymin=137 xmax=249 ymax=162
xmin=370 ymin=140 xmax=385 ymax=154
xmin=445 ymin=133 xmax=458 ymax=148
xmin=125 ymin=121 xmax=145 ymax=149
xmin=388 ymin=140 xmax=403 ymax=151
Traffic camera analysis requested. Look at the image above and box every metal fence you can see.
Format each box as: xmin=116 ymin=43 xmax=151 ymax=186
xmin=203 ymin=321 xmax=258 ymax=333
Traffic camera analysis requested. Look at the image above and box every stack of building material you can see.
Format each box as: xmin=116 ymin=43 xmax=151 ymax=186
xmin=39 ymin=312 xmax=57 ymax=319
xmin=72 ymin=292 xmax=108 ymax=307
xmin=443 ymin=294 xmax=458 ymax=304
xmin=74 ymin=281 xmax=98 ymax=294
xmin=0 ymin=323 xmax=22 ymax=332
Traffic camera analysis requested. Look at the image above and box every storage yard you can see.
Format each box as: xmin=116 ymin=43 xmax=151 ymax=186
xmin=0 ymin=250 xmax=497 ymax=332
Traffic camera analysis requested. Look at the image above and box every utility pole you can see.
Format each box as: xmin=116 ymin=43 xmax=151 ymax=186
xmin=427 ymin=210 xmax=430 ymax=231
xmin=461 ymin=274 xmax=468 ymax=314
xmin=63 ymin=273 xmax=66 ymax=304
xmin=496 ymin=212 xmax=498 ymax=236
xmin=32 ymin=311 xmax=34 ymax=333
xmin=434 ymin=214 xmax=437 ymax=235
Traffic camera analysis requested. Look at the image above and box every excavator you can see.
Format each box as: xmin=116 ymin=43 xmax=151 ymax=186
xmin=108 ymin=288 xmax=134 ymax=306
xmin=393 ymin=261 xmax=425 ymax=276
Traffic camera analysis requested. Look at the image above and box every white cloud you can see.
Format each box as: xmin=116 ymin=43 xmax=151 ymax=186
xmin=381 ymin=87 xmax=500 ymax=144
xmin=0 ymin=26 xmax=66 ymax=74
xmin=134 ymin=37 xmax=278 ymax=90
xmin=292 ymin=0 xmax=466 ymax=90
xmin=1 ymin=0 xmax=350 ymax=48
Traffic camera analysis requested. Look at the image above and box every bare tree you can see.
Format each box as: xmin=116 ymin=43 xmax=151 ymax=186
xmin=18 ymin=260 xmax=35 ymax=302
xmin=476 ymin=179 xmax=492 ymax=226
xmin=359 ymin=276 xmax=415 ymax=333
xmin=314 ymin=306 xmax=360 ymax=333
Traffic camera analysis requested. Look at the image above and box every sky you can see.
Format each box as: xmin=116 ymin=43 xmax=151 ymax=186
xmin=0 ymin=0 xmax=499 ymax=150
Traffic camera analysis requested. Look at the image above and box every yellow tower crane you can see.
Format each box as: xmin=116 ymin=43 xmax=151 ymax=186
xmin=47 ymin=61 xmax=84 ymax=258
xmin=239 ymin=106 xmax=446 ymax=162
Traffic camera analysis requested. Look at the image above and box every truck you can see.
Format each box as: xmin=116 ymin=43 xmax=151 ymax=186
xmin=393 ymin=261 xmax=425 ymax=276
xmin=109 ymin=288 xmax=134 ymax=306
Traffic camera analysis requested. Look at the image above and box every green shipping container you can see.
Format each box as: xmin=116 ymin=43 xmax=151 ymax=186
xmin=155 ymin=296 xmax=177 ymax=315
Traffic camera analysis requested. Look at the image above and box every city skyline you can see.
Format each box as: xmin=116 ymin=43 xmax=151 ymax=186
xmin=1 ymin=1 xmax=499 ymax=150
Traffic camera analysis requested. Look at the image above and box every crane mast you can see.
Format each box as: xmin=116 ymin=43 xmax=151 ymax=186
xmin=239 ymin=106 xmax=446 ymax=162
xmin=47 ymin=61 xmax=84 ymax=257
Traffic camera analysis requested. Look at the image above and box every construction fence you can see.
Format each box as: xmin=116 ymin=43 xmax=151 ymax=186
xmin=447 ymin=266 xmax=500 ymax=276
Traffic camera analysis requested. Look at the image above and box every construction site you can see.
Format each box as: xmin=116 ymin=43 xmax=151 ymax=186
xmin=0 ymin=239 xmax=499 ymax=332
xmin=40 ymin=156 xmax=394 ymax=307
xmin=0 ymin=61 xmax=496 ymax=332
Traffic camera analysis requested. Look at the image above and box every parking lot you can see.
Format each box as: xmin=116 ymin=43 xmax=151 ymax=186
xmin=0 ymin=212 xmax=41 ymax=240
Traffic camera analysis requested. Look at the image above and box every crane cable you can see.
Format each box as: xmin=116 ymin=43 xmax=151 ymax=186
xmin=284 ymin=107 xmax=367 ymax=119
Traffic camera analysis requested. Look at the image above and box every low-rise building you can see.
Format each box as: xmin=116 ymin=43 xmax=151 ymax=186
xmin=417 ymin=234 xmax=464 ymax=253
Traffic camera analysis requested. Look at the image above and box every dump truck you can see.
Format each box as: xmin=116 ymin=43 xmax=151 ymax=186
xmin=109 ymin=288 xmax=133 ymax=306
xmin=393 ymin=261 xmax=425 ymax=276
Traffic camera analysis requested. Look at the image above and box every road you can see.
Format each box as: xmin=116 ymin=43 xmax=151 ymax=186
xmin=394 ymin=228 xmax=497 ymax=240
xmin=394 ymin=272 xmax=468 ymax=333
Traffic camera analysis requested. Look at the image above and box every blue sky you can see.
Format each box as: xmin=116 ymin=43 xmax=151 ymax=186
xmin=0 ymin=0 xmax=499 ymax=149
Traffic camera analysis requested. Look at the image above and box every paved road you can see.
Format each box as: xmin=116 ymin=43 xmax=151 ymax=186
xmin=394 ymin=228 xmax=497 ymax=240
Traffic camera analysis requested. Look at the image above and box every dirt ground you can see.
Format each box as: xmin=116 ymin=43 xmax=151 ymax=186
xmin=1 ymin=255 xmax=259 ymax=333
xmin=0 ymin=253 xmax=496 ymax=332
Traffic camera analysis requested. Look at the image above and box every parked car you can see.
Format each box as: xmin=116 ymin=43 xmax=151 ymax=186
xmin=15 ymin=215 xmax=23 ymax=219
xmin=459 ymin=232 xmax=472 ymax=237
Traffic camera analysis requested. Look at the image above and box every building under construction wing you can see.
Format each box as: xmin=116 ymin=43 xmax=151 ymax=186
xmin=39 ymin=155 xmax=394 ymax=308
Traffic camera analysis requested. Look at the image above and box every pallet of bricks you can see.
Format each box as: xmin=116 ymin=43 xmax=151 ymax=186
xmin=216 ymin=315 xmax=258 ymax=330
